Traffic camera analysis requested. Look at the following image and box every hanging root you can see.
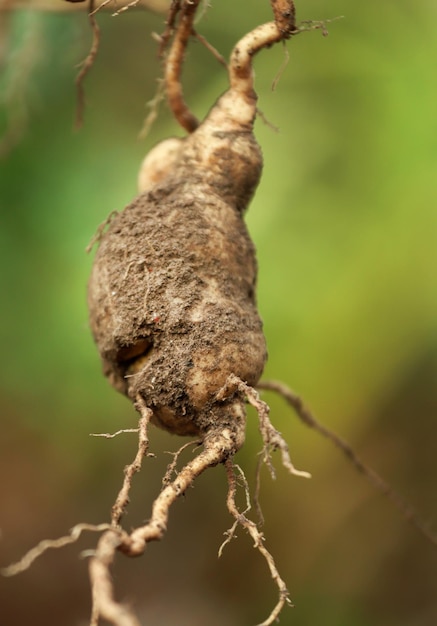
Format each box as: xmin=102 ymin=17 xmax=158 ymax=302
xmin=163 ymin=0 xmax=201 ymax=132
xmin=110 ymin=400 xmax=152 ymax=526
xmin=192 ymin=29 xmax=227 ymax=68
xmin=221 ymin=459 xmax=292 ymax=626
xmin=161 ymin=0 xmax=299 ymax=133
xmin=90 ymin=428 xmax=140 ymax=438
xmin=0 ymin=523 xmax=114 ymax=578
xmin=88 ymin=424 xmax=242 ymax=626
xmin=87 ymin=376 xmax=311 ymax=626
xmin=138 ymin=78 xmax=166 ymax=139
xmin=2 ymin=414 xmax=246 ymax=623
xmin=89 ymin=528 xmax=139 ymax=626
xmin=218 ymin=462 xmax=252 ymax=557
xmin=75 ymin=0 xmax=101 ymax=128
xmin=258 ymin=379 xmax=437 ymax=546
xmin=296 ymin=16 xmax=344 ymax=37
xmin=161 ymin=439 xmax=202 ymax=487
xmin=217 ymin=375 xmax=311 ymax=481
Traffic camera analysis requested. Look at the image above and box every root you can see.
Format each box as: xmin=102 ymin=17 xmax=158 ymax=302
xmin=157 ymin=0 xmax=181 ymax=55
xmin=88 ymin=0 xmax=169 ymax=15
xmin=147 ymin=0 xmax=301 ymax=136
xmin=162 ymin=439 xmax=202 ymax=487
xmin=271 ymin=43 xmax=290 ymax=91
xmin=191 ymin=29 xmax=278 ymax=133
xmin=217 ymin=374 xmax=311 ymax=481
xmin=296 ymin=16 xmax=344 ymax=37
xmin=143 ymin=3 xmax=227 ymax=137
xmin=254 ymin=453 xmax=266 ymax=526
xmin=86 ymin=210 xmax=118 ymax=253
xmin=1 ymin=523 xmax=114 ymax=577
xmin=75 ymin=0 xmax=101 ymax=129
xmin=86 ymin=380 xmax=307 ymax=626
xmin=164 ymin=0 xmax=201 ymax=132
xmin=89 ymin=529 xmax=139 ymax=626
xmin=6 ymin=378 xmax=434 ymax=626
xmin=258 ymin=379 xmax=437 ymax=546
xmin=90 ymin=428 xmax=140 ymax=438
xmin=192 ymin=29 xmax=227 ymax=69
xmin=229 ymin=0 xmax=297 ymax=95
xmin=138 ymin=78 xmax=166 ymax=139
xmin=121 ymin=425 xmax=241 ymax=555
xmin=222 ymin=458 xmax=292 ymax=626
xmin=87 ymin=422 xmax=243 ymax=625
xmin=112 ymin=0 xmax=141 ymax=17
xmin=218 ymin=462 xmax=251 ymax=557
xmin=111 ymin=400 xmax=152 ymax=526
xmin=162 ymin=0 xmax=298 ymax=133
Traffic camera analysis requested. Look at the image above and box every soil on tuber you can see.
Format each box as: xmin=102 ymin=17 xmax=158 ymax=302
xmin=87 ymin=3 xmax=298 ymax=442
xmin=88 ymin=104 xmax=266 ymax=437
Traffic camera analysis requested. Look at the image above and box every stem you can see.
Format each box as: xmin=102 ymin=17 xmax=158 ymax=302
xmin=165 ymin=0 xmax=201 ymax=132
xmin=229 ymin=0 xmax=296 ymax=95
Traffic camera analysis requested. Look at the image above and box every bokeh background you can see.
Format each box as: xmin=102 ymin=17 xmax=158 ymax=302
xmin=1 ymin=1 xmax=436 ymax=625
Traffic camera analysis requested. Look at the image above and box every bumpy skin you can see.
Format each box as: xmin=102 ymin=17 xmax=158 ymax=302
xmin=88 ymin=90 xmax=267 ymax=435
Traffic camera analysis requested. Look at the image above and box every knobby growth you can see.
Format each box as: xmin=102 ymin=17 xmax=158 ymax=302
xmin=2 ymin=2 xmax=436 ymax=626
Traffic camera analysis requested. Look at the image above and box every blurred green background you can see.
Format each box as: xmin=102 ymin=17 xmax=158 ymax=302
xmin=1 ymin=1 xmax=436 ymax=625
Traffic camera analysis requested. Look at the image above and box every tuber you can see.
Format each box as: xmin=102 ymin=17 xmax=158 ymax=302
xmin=88 ymin=4 xmax=297 ymax=441
xmin=88 ymin=110 xmax=265 ymax=437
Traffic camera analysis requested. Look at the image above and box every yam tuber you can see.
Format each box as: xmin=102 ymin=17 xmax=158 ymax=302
xmin=88 ymin=107 xmax=264 ymax=438
xmin=88 ymin=3 xmax=297 ymax=441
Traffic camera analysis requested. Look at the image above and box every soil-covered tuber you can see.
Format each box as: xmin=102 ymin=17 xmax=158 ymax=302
xmin=88 ymin=2 xmax=297 ymax=441
xmin=88 ymin=85 xmax=269 ymax=438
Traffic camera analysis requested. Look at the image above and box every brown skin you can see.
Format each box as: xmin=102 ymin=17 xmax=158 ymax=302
xmin=88 ymin=1 xmax=298 ymax=439
xmin=88 ymin=89 xmax=267 ymax=436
